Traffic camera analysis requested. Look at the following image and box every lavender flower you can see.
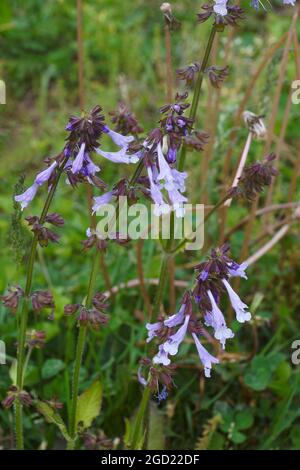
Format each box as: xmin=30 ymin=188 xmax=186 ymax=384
xmin=205 ymin=290 xmax=234 ymax=349
xmin=153 ymin=344 xmax=171 ymax=366
xmin=146 ymin=321 xmax=163 ymax=343
xmin=15 ymin=162 xmax=57 ymax=210
xmin=192 ymin=333 xmax=219 ymax=378
xmin=149 ymin=293 xmax=220 ymax=378
xmin=222 ymin=279 xmax=251 ymax=323
xmin=164 ymin=304 xmax=186 ymax=327
xmin=92 ymin=191 xmax=114 ymax=214
xmin=213 ymin=0 xmax=228 ymax=16
xmin=228 ymin=261 xmax=248 ymax=279
xmin=163 ymin=315 xmax=191 ymax=356
xmin=145 ymin=144 xmax=188 ymax=217
xmin=96 ymin=125 xmax=140 ymax=164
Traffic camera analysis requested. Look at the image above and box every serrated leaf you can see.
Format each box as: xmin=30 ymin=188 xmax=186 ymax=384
xmin=76 ymin=380 xmax=102 ymax=430
xmin=36 ymin=400 xmax=71 ymax=442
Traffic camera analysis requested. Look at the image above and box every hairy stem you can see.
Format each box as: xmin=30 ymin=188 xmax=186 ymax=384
xmin=130 ymin=382 xmax=151 ymax=450
xmin=178 ymin=24 xmax=218 ymax=171
xmin=15 ymin=159 xmax=67 ymax=450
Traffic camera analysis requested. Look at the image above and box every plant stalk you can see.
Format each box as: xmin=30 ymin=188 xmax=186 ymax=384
xmin=14 ymin=159 xmax=67 ymax=450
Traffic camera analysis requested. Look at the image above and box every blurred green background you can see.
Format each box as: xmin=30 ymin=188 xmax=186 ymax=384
xmin=0 ymin=0 xmax=300 ymax=450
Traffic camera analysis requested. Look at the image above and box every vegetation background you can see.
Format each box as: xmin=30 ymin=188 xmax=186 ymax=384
xmin=0 ymin=0 xmax=300 ymax=450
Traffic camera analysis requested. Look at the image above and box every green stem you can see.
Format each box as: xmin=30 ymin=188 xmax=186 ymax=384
xmin=151 ymin=254 xmax=170 ymax=322
xmin=68 ymin=160 xmax=145 ymax=447
xmin=130 ymin=384 xmax=151 ymax=450
xmin=178 ymin=24 xmax=218 ymax=171
xmin=69 ymin=249 xmax=100 ymax=443
xmin=14 ymin=159 xmax=67 ymax=450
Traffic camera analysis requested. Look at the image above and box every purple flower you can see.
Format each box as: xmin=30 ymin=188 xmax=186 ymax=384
xmin=205 ymin=290 xmax=234 ymax=349
xmin=228 ymin=261 xmax=248 ymax=279
xmin=35 ymin=161 xmax=57 ymax=185
xmin=85 ymin=154 xmax=100 ymax=176
xmin=96 ymin=146 xmax=139 ymax=164
xmin=157 ymin=386 xmax=168 ymax=403
xmin=171 ymin=168 xmax=187 ymax=193
xmin=166 ymin=147 xmax=177 ymax=164
xmin=213 ymin=0 xmax=228 ymax=16
xmin=192 ymin=333 xmax=219 ymax=378
xmin=15 ymin=161 xmax=58 ymax=210
xmin=147 ymin=167 xmax=170 ymax=216
xmin=251 ymin=0 xmax=259 ymax=9
xmin=72 ymin=142 xmax=86 ymax=174
xmin=92 ymin=191 xmax=113 ymax=214
xmin=97 ymin=126 xmax=140 ymax=164
xmin=146 ymin=142 xmax=187 ymax=217
xmin=222 ymin=279 xmax=251 ymax=323
xmin=103 ymin=126 xmax=135 ymax=147
xmin=163 ymin=315 xmax=190 ymax=356
xmin=168 ymin=188 xmax=187 ymax=218
xmin=153 ymin=344 xmax=171 ymax=366
xmin=138 ymin=366 xmax=148 ymax=387
xmin=164 ymin=304 xmax=185 ymax=328
xmin=146 ymin=321 xmax=163 ymax=343
xmin=283 ymin=0 xmax=295 ymax=5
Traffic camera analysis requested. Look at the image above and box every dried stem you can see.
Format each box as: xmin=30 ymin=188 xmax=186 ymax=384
xmin=245 ymin=224 xmax=290 ymax=267
xmin=224 ymin=132 xmax=253 ymax=208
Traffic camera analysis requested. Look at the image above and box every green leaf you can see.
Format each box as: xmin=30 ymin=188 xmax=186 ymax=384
xmin=9 ymin=360 xmax=17 ymax=385
xmin=76 ymin=380 xmax=102 ymax=430
xmin=208 ymin=432 xmax=225 ymax=450
xmin=244 ymin=354 xmax=283 ymax=391
xmin=36 ymin=400 xmax=71 ymax=443
xmin=231 ymin=429 xmax=247 ymax=444
xmin=42 ymin=359 xmax=65 ymax=380
xmin=235 ymin=410 xmax=254 ymax=430
xmin=147 ymin=402 xmax=165 ymax=450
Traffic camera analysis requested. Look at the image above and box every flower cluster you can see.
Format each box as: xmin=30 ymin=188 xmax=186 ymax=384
xmin=1 ymin=286 xmax=54 ymax=316
xmin=1 ymin=386 xmax=32 ymax=409
xmin=109 ymin=102 xmax=143 ymax=136
xmin=25 ymin=213 xmax=64 ymax=247
xmin=64 ymin=292 xmax=109 ymax=330
xmin=251 ymin=0 xmax=296 ymax=10
xmin=197 ymin=2 xmax=244 ymax=26
xmin=235 ymin=153 xmax=278 ymax=201
xmin=206 ymin=65 xmax=229 ymax=88
xmin=145 ymin=246 xmax=251 ymax=379
xmin=138 ymin=357 xmax=177 ymax=403
xmin=14 ymin=105 xmax=140 ymax=210
xmin=94 ymin=94 xmax=198 ymax=218
xmin=82 ymin=226 xmax=130 ymax=253
xmin=1 ymin=285 xmax=24 ymax=313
